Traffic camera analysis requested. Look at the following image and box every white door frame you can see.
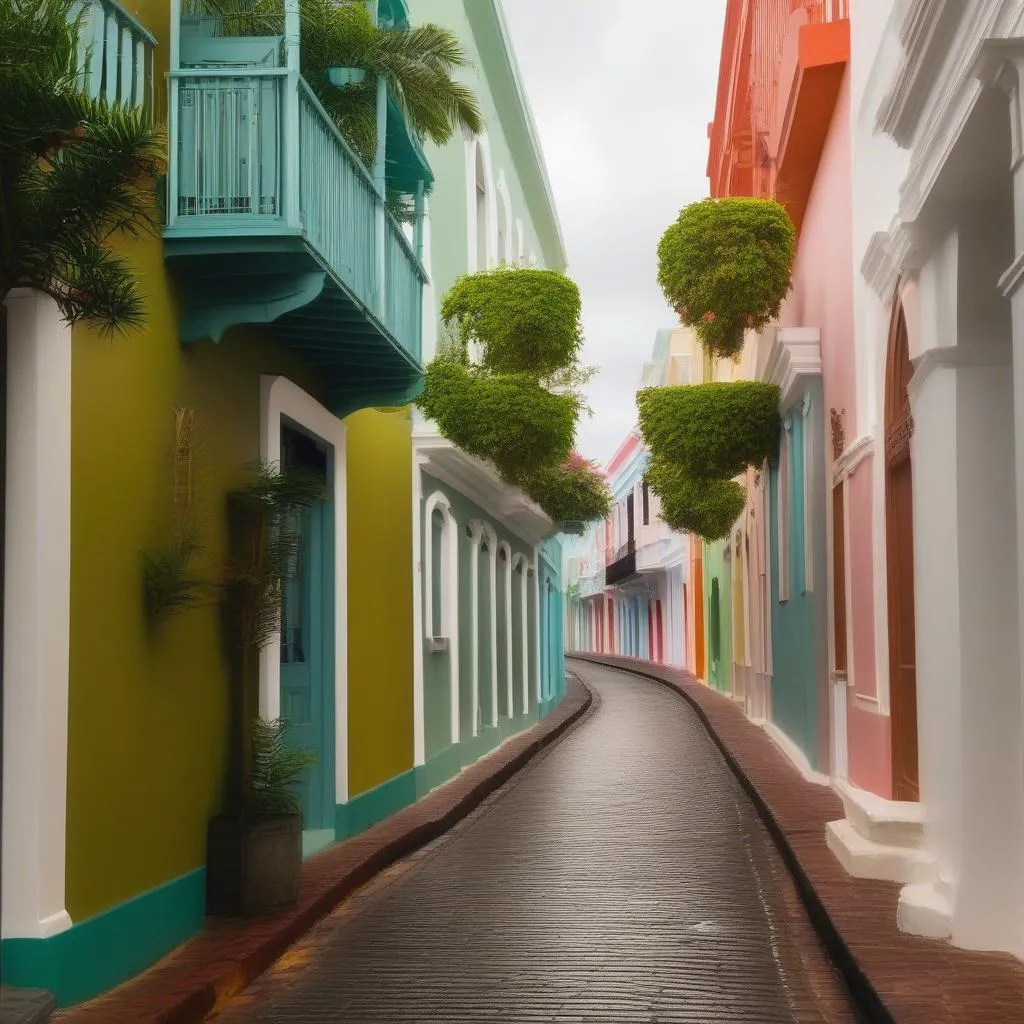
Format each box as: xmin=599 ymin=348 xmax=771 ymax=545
xmin=259 ymin=375 xmax=349 ymax=804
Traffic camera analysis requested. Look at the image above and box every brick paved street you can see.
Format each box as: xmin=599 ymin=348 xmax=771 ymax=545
xmin=213 ymin=665 xmax=855 ymax=1023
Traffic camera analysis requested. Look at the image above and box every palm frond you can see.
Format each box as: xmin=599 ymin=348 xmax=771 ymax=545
xmin=0 ymin=0 xmax=165 ymax=332
xmin=251 ymin=717 xmax=318 ymax=815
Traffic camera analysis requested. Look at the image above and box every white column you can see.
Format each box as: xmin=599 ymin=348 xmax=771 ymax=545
xmin=2 ymin=292 xmax=72 ymax=940
xmin=489 ymin=535 xmax=499 ymax=727
xmin=533 ymin=549 xmax=542 ymax=704
xmin=412 ymin=459 xmax=425 ymax=766
xmin=504 ymin=551 xmax=514 ymax=718
xmin=520 ymin=563 xmax=529 ymax=714
xmin=448 ymin=515 xmax=460 ymax=745
xmin=900 ymin=343 xmax=1024 ymax=953
xmin=469 ymin=527 xmax=480 ymax=737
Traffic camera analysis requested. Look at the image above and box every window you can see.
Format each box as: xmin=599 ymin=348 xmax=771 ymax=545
xmin=642 ymin=480 xmax=650 ymax=525
xmin=475 ymin=144 xmax=489 ymax=271
xmin=832 ymin=481 xmax=848 ymax=673
xmin=778 ymin=418 xmax=791 ymax=601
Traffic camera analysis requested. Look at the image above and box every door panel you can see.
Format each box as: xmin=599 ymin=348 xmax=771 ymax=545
xmin=888 ymin=456 xmax=919 ymax=800
xmin=280 ymin=427 xmax=333 ymax=829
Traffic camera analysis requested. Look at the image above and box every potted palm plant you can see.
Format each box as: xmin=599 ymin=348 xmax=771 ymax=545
xmin=206 ymin=462 xmax=326 ymax=917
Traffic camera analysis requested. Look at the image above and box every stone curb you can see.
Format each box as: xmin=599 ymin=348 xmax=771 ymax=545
xmin=57 ymin=680 xmax=593 ymax=1024
xmin=567 ymin=654 xmax=889 ymax=1024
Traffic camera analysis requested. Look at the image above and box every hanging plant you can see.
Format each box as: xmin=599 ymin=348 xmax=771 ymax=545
xmin=142 ymin=409 xmax=209 ymax=622
xmin=441 ymin=268 xmax=583 ymax=377
xmin=657 ymin=197 xmax=795 ymax=358
xmin=519 ymin=452 xmax=612 ymax=526
xmin=646 ymin=458 xmax=745 ymax=542
xmin=416 ymin=360 xmax=577 ymax=480
xmin=636 ymin=381 xmax=781 ymax=480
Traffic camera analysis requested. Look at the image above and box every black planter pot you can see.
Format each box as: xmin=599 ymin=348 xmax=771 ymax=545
xmin=206 ymin=812 xmax=302 ymax=917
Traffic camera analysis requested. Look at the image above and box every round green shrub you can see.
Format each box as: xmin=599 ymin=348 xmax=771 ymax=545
xmin=637 ymin=381 xmax=780 ymax=480
xmin=416 ymin=360 xmax=576 ymax=478
xmin=441 ymin=268 xmax=583 ymax=377
xmin=657 ymin=197 xmax=795 ymax=359
xmin=646 ymin=459 xmax=745 ymax=542
xmin=520 ymin=459 xmax=612 ymax=526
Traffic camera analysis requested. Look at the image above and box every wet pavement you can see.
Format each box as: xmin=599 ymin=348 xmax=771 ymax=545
xmin=213 ymin=663 xmax=855 ymax=1023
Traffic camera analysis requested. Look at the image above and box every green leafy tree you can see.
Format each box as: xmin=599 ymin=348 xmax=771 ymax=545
xmin=520 ymin=453 xmax=611 ymax=525
xmin=195 ymin=0 xmax=482 ymax=169
xmin=645 ymin=457 xmax=746 ymax=543
xmin=0 ymin=0 xmax=165 ymax=333
xmin=657 ymin=197 xmax=795 ymax=359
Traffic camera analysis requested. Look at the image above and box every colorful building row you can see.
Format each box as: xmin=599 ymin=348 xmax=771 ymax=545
xmin=1 ymin=0 xmax=567 ymax=1007
xmin=570 ymin=0 xmax=1024 ymax=961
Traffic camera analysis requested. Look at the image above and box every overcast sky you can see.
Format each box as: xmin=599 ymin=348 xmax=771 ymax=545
xmin=501 ymin=0 xmax=726 ymax=466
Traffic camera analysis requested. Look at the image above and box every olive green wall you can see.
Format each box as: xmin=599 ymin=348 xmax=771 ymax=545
xmin=67 ymin=227 xmax=320 ymax=922
xmin=344 ymin=407 xmax=415 ymax=797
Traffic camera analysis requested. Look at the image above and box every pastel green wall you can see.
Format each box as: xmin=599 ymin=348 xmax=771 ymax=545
xmin=345 ymin=407 xmax=415 ymax=797
xmin=420 ymin=473 xmax=541 ymax=764
xmin=67 ymin=231 xmax=321 ymax=924
xmin=411 ymin=0 xmax=565 ymax=310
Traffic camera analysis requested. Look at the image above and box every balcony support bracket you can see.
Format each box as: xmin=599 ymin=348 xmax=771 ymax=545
xmin=175 ymin=270 xmax=327 ymax=345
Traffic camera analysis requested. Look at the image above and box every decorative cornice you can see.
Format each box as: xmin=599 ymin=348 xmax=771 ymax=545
xmin=762 ymin=326 xmax=822 ymax=408
xmin=896 ymin=1 xmax=1022 ymax=223
xmin=877 ymin=0 xmax=964 ymax=145
xmin=907 ymin=342 xmax=1012 ymax=404
xmin=413 ymin=430 xmax=554 ymax=545
xmin=861 ymin=229 xmax=899 ymax=300
xmin=832 ymin=435 xmax=875 ymax=483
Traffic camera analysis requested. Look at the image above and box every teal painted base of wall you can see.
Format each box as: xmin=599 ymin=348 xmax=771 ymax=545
xmin=0 ymin=868 xmax=206 ymax=1008
xmin=336 ymin=768 xmax=418 ymax=841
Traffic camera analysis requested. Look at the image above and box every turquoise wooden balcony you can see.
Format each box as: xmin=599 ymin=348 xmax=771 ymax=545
xmin=163 ymin=1 xmax=429 ymax=413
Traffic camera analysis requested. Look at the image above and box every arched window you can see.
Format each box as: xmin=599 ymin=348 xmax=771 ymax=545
xmin=495 ymin=179 xmax=511 ymax=265
xmin=475 ymin=143 xmax=489 ymax=271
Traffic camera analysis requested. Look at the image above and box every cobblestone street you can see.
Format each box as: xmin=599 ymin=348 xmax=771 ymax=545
xmin=213 ymin=665 xmax=855 ymax=1023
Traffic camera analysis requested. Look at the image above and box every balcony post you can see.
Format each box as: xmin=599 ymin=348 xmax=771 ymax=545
xmin=167 ymin=0 xmax=181 ymax=229
xmin=283 ymin=0 xmax=301 ymax=230
xmin=414 ymin=181 xmax=426 ymax=261
xmin=373 ymin=72 xmax=388 ymax=319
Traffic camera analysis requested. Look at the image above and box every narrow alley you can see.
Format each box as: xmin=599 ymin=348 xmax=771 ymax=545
xmin=212 ymin=665 xmax=855 ymax=1024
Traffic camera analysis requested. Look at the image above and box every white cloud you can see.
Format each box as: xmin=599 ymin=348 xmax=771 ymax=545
xmin=501 ymin=0 xmax=726 ymax=464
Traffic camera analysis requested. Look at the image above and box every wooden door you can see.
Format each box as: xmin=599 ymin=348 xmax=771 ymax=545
xmin=885 ymin=304 xmax=920 ymax=801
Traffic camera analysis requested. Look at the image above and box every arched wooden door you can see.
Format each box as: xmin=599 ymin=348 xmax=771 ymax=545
xmin=886 ymin=302 xmax=919 ymax=801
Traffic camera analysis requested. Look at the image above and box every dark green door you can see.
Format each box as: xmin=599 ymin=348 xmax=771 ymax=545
xmin=279 ymin=427 xmax=334 ymax=830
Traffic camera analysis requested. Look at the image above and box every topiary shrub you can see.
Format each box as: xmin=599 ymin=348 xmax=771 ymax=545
xmin=519 ymin=453 xmax=612 ymax=526
xmin=636 ymin=381 xmax=781 ymax=480
xmin=441 ymin=268 xmax=583 ymax=377
xmin=646 ymin=458 xmax=745 ymax=542
xmin=657 ymin=197 xmax=795 ymax=358
xmin=417 ymin=360 xmax=577 ymax=479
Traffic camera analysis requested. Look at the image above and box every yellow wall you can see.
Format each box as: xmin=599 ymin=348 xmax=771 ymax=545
xmin=344 ymin=408 xmax=415 ymax=796
xmin=65 ymin=218 xmax=320 ymax=924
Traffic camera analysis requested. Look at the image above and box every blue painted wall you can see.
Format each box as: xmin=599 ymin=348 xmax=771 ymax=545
xmin=768 ymin=383 xmax=829 ymax=770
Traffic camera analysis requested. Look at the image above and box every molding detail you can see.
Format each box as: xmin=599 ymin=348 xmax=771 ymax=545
xmin=876 ymin=0 xmax=965 ymax=146
xmin=832 ymin=435 xmax=875 ymax=483
xmin=907 ymin=343 xmax=1012 ymax=405
xmin=762 ymin=326 xmax=822 ymax=408
xmin=861 ymin=229 xmax=899 ymax=300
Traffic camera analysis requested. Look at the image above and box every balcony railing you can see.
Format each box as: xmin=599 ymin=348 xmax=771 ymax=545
xmin=74 ymin=0 xmax=156 ymax=111
xmin=166 ymin=68 xmax=425 ymax=362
